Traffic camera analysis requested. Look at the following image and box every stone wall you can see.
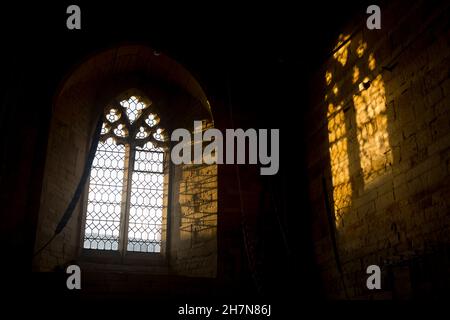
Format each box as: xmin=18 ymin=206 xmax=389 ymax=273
xmin=170 ymin=162 xmax=218 ymax=277
xmin=306 ymin=0 xmax=450 ymax=299
xmin=34 ymin=82 xmax=97 ymax=271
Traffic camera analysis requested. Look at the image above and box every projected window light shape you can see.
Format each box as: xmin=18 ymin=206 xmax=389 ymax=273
xmin=327 ymin=103 xmax=352 ymax=224
xmin=353 ymin=74 xmax=392 ymax=184
xmin=325 ymin=37 xmax=392 ymax=224
xmin=353 ymin=66 xmax=360 ymax=84
xmin=83 ymin=93 xmax=168 ymax=253
xmin=325 ymin=71 xmax=333 ymax=85
xmin=178 ymin=122 xmax=218 ymax=244
xmin=356 ymin=40 xmax=367 ymax=58
xmin=333 ymin=34 xmax=351 ymax=66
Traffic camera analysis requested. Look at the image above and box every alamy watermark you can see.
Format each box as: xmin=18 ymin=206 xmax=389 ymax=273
xmin=171 ymin=121 xmax=279 ymax=175
xmin=66 ymin=5 xmax=381 ymax=31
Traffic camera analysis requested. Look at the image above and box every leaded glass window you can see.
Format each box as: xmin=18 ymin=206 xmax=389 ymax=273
xmin=83 ymin=93 xmax=168 ymax=254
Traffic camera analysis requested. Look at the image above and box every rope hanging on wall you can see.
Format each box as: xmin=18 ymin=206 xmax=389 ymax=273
xmin=33 ymin=115 xmax=104 ymax=258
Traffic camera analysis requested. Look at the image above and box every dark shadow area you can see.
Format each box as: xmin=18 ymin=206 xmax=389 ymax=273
xmin=2 ymin=0 xmax=448 ymax=316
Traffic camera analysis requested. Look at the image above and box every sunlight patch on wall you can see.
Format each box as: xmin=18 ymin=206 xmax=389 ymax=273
xmin=333 ymin=34 xmax=351 ymax=66
xmin=353 ymin=74 xmax=392 ymax=184
xmin=333 ymin=84 xmax=339 ymax=96
xmin=325 ymin=71 xmax=333 ymax=85
xmin=178 ymin=122 xmax=217 ymax=243
xmin=352 ymin=66 xmax=360 ymax=84
xmin=327 ymin=103 xmax=352 ymax=225
xmin=179 ymin=164 xmax=218 ymax=242
xmin=356 ymin=40 xmax=367 ymax=58
xmin=325 ymin=37 xmax=392 ymax=225
xmin=368 ymin=53 xmax=376 ymax=71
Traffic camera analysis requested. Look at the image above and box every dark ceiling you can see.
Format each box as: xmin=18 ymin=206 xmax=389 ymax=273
xmin=2 ymin=1 xmax=372 ymax=105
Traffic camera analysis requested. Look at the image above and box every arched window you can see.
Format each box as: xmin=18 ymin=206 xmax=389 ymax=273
xmin=82 ymin=91 xmax=168 ymax=254
xmin=34 ymin=45 xmax=217 ymax=276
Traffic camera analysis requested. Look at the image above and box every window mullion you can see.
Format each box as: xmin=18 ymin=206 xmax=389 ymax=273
xmin=164 ymin=147 xmax=173 ymax=260
xmin=119 ymin=144 xmax=135 ymax=256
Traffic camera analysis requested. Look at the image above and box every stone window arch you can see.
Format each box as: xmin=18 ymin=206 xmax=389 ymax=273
xmin=33 ymin=46 xmax=218 ymax=277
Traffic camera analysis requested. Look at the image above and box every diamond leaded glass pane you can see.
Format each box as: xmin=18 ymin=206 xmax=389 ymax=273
xmin=127 ymin=142 xmax=165 ymax=253
xmin=84 ymin=137 xmax=125 ymax=250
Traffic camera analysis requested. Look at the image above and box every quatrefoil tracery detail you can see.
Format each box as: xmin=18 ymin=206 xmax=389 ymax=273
xmin=100 ymin=95 xmax=167 ymax=149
